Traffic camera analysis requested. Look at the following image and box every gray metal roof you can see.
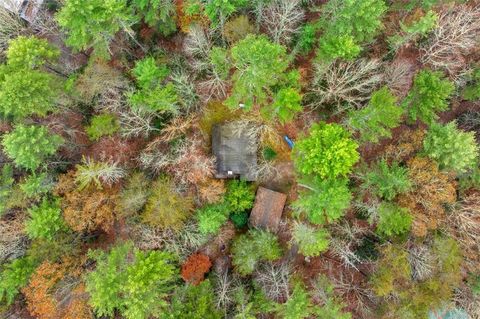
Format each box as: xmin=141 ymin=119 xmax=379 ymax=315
xmin=212 ymin=123 xmax=257 ymax=181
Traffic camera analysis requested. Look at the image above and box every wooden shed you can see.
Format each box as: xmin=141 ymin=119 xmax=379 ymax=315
xmin=249 ymin=187 xmax=287 ymax=232
xmin=1 ymin=0 xmax=43 ymax=23
xmin=212 ymin=123 xmax=257 ymax=181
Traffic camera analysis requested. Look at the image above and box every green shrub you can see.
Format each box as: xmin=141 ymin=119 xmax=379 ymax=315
xmin=230 ymin=211 xmax=249 ymax=229
xmin=209 ymin=47 xmax=230 ymax=80
xmin=402 ymin=70 xmax=454 ymax=124
xmin=293 ymin=176 xmax=352 ymax=225
xmin=360 ymin=159 xmax=412 ymax=201
xmin=263 ymin=147 xmax=277 ymax=161
xmin=346 ymin=87 xmax=403 ymax=144
xmin=231 ymin=229 xmax=282 ymax=275
xmin=0 ymin=256 xmax=36 ymax=305
xmin=225 ymin=180 xmax=255 ymax=213
xmin=196 ymin=203 xmax=230 ymax=235
xmin=226 ymin=35 xmax=290 ymax=110
xmin=6 ymin=36 xmax=60 ymax=69
xmin=25 ymin=197 xmax=67 ymax=241
xmin=0 ymin=69 xmax=58 ymax=120
xmin=86 ymin=113 xmax=120 ymax=141
xmin=462 ymin=68 xmax=480 ymax=101
xmin=56 ymin=0 xmax=137 ymax=57
xmin=291 ymin=222 xmax=330 ymax=257
xmin=293 ymin=122 xmax=359 ymax=179
xmin=423 ymin=121 xmax=479 ymax=173
xmin=162 ymin=280 xmax=222 ymax=319
xmin=131 ymin=0 xmax=177 ymax=35
xmin=262 ymin=87 xmax=303 ymax=124
xmin=86 ymin=243 xmax=177 ymax=319
xmin=375 ymin=202 xmax=412 ymax=237
xmin=2 ymin=125 xmax=63 ymax=171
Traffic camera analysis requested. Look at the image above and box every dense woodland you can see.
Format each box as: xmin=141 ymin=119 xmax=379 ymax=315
xmin=0 ymin=0 xmax=480 ymax=318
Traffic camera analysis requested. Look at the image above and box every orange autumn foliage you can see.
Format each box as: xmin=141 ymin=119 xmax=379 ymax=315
xmin=384 ymin=128 xmax=426 ymax=162
xmin=397 ymin=157 xmax=456 ymax=236
xmin=181 ymin=253 xmax=212 ymax=285
xmin=22 ymin=259 xmax=92 ymax=319
xmin=54 ymin=171 xmax=118 ymax=233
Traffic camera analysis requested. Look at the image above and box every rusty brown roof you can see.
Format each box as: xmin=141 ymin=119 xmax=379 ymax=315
xmin=249 ymin=187 xmax=287 ymax=232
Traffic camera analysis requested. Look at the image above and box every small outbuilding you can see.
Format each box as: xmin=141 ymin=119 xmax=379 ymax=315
xmin=1 ymin=0 xmax=43 ymax=23
xmin=212 ymin=123 xmax=257 ymax=181
xmin=249 ymin=187 xmax=287 ymax=232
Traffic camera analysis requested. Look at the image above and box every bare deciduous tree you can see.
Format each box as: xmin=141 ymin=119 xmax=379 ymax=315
xmin=253 ymin=261 xmax=292 ymax=302
xmin=0 ymin=5 xmax=26 ymax=56
xmin=421 ymin=5 xmax=480 ymax=76
xmin=307 ymin=59 xmax=384 ymax=112
xmin=408 ymin=244 xmax=434 ymax=281
xmin=261 ymin=0 xmax=304 ymax=46
xmin=0 ymin=215 xmax=28 ymax=262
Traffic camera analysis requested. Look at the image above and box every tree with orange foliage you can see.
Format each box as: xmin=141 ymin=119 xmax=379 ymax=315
xmin=397 ymin=157 xmax=456 ymax=236
xmin=181 ymin=253 xmax=212 ymax=285
xmin=54 ymin=171 xmax=118 ymax=233
xmin=22 ymin=259 xmax=93 ymax=319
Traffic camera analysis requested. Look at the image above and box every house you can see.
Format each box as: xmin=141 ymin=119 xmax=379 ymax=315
xmin=212 ymin=123 xmax=257 ymax=181
xmin=249 ymin=187 xmax=287 ymax=232
xmin=1 ymin=0 xmax=43 ymax=23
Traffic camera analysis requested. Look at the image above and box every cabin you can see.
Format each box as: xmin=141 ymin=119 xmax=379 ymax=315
xmin=212 ymin=123 xmax=257 ymax=181
xmin=1 ymin=0 xmax=43 ymax=23
xmin=249 ymin=187 xmax=287 ymax=232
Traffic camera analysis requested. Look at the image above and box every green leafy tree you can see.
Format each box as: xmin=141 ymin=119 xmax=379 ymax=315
xmin=19 ymin=173 xmax=54 ymax=199
xmin=293 ymin=176 xmax=352 ymax=225
xmin=231 ymin=229 xmax=282 ymax=276
xmin=402 ymin=70 xmax=454 ymax=124
xmin=128 ymin=82 xmax=179 ymax=114
xmin=0 ymin=256 xmax=36 ymax=305
xmin=86 ymin=243 xmax=177 ymax=319
xmin=317 ymin=34 xmax=361 ymax=61
xmin=132 ymin=57 xmax=169 ymax=89
xmin=25 ymin=197 xmax=67 ymax=241
xmin=86 ymin=113 xmax=120 ymax=141
xmin=346 ymin=87 xmax=403 ymax=144
xmin=319 ymin=0 xmax=387 ymax=43
xmin=276 ymin=281 xmax=314 ymax=319
xmin=0 ymin=164 xmax=14 ymax=216
xmin=225 ymin=180 xmax=255 ymax=213
xmin=142 ymin=176 xmax=194 ymax=230
xmin=388 ymin=10 xmax=438 ymax=50
xmin=296 ymin=22 xmax=318 ymax=55
xmin=262 ymin=87 xmax=303 ymax=124
xmin=360 ymin=159 xmax=412 ymax=201
xmin=0 ymin=69 xmax=58 ymax=120
xmin=2 ymin=125 xmax=63 ymax=171
xmin=196 ymin=203 xmax=230 ymax=235
xmin=131 ymin=0 xmax=177 ymax=35
xmin=423 ymin=121 xmax=479 ymax=173
xmin=6 ymin=36 xmax=60 ymax=69
xmin=462 ymin=67 xmax=480 ymax=101
xmin=56 ymin=0 xmax=137 ymax=57
xmin=291 ymin=222 xmax=330 ymax=257
xmin=204 ymin=0 xmax=248 ymax=26
xmin=293 ymin=122 xmax=359 ymax=179
xmin=162 ymin=280 xmax=222 ymax=319
xmin=375 ymin=202 xmax=412 ymax=237
xmin=226 ymin=35 xmax=290 ymax=110
xmin=116 ymin=172 xmax=150 ymax=217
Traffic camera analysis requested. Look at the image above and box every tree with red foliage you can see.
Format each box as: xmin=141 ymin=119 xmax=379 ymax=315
xmin=181 ymin=253 xmax=212 ymax=285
